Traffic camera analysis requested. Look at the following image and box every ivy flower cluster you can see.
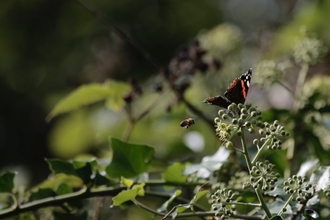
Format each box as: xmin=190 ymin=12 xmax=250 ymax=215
xmin=253 ymin=60 xmax=292 ymax=89
xmin=249 ymin=160 xmax=280 ymax=192
xmin=293 ymin=33 xmax=326 ymax=65
xmin=283 ymin=175 xmax=313 ymax=203
xmin=254 ymin=120 xmax=289 ymax=150
xmin=210 ymin=188 xmax=236 ymax=219
xmin=214 ymin=103 xmax=264 ymax=148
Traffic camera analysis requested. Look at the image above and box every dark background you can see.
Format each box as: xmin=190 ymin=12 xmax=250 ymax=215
xmin=0 ymin=0 xmax=327 ymax=185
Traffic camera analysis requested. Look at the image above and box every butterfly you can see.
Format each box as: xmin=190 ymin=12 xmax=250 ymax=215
xmin=203 ymin=68 xmax=252 ymax=108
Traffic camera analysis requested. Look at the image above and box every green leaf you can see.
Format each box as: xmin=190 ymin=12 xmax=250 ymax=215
xmin=112 ymin=188 xmax=139 ymax=206
xmin=183 ymin=147 xmax=230 ymax=178
xmin=29 ymin=188 xmax=56 ymax=201
xmin=121 ymin=177 xmax=134 ymax=188
xmin=74 ymin=162 xmax=93 ymax=184
xmin=162 ymin=162 xmax=187 ymax=183
xmin=175 ymin=190 xmax=209 ymax=214
xmin=157 ymin=190 xmax=182 ymax=212
xmin=190 ymin=190 xmax=209 ymax=204
xmin=309 ymin=166 xmax=330 ymax=192
xmin=132 ymin=183 xmax=145 ymax=196
xmin=268 ymin=198 xmax=292 ymax=215
xmin=94 ymin=172 xmax=114 ymax=187
xmin=104 ymin=80 xmax=131 ymax=112
xmin=47 ymin=81 xmax=129 ymax=120
xmin=303 ymin=209 xmax=319 ymax=220
xmin=56 ymin=183 xmax=73 ymax=195
xmin=0 ymin=172 xmax=16 ymax=193
xmin=46 ymin=159 xmax=77 ymax=176
xmin=106 ymin=138 xmax=154 ymax=178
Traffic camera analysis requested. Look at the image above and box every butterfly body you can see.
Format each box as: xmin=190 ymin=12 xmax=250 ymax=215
xmin=203 ymin=68 xmax=252 ymax=108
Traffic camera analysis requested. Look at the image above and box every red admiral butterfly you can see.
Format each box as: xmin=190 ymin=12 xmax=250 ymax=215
xmin=203 ymin=68 xmax=252 ymax=108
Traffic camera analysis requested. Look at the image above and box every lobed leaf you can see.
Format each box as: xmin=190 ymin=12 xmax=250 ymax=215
xmin=162 ymin=162 xmax=187 ymax=183
xmin=106 ymin=138 xmax=154 ymax=178
xmin=112 ymin=188 xmax=139 ymax=206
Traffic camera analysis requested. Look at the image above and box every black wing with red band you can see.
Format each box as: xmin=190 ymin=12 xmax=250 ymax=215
xmin=203 ymin=68 xmax=252 ymax=108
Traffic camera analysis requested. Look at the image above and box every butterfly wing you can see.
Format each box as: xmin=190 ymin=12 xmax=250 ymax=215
xmin=203 ymin=95 xmax=232 ymax=108
xmin=224 ymin=68 xmax=252 ymax=104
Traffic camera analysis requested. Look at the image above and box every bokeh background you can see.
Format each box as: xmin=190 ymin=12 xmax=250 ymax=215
xmin=1 ymin=0 xmax=329 ymax=187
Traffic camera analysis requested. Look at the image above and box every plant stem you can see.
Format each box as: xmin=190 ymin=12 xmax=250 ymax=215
xmin=277 ymin=192 xmax=296 ymax=216
xmin=241 ymin=131 xmax=272 ymax=219
xmin=293 ymin=63 xmax=309 ymax=111
xmin=240 ymin=130 xmax=252 ymax=171
xmin=251 ymin=137 xmax=272 ymax=165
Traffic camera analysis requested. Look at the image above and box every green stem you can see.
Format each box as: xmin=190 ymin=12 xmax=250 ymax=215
xmin=240 ymin=130 xmax=252 ymax=171
xmin=277 ymin=192 xmax=296 ymax=216
xmin=251 ymin=137 xmax=272 ymax=165
xmin=293 ymin=63 xmax=309 ymax=111
xmin=241 ymin=131 xmax=272 ymax=219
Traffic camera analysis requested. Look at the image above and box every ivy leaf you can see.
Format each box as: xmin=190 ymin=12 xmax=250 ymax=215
xmin=268 ymin=198 xmax=292 ymax=214
xmin=46 ymin=159 xmax=77 ymax=176
xmin=56 ymin=183 xmax=73 ymax=195
xmin=309 ymin=166 xmax=330 ymax=192
xmin=162 ymin=162 xmax=187 ymax=183
xmin=106 ymin=138 xmax=154 ymax=178
xmin=157 ymin=190 xmax=182 ymax=212
xmin=132 ymin=183 xmax=145 ymax=196
xmin=47 ymin=83 xmax=115 ymax=121
xmin=29 ymin=188 xmax=56 ymax=201
xmin=0 ymin=172 xmax=16 ymax=193
xmin=175 ymin=190 xmax=209 ymax=214
xmin=73 ymin=161 xmax=94 ymax=184
xmin=104 ymin=80 xmax=131 ymax=112
xmin=112 ymin=188 xmax=139 ymax=206
xmin=94 ymin=172 xmax=115 ymax=187
xmin=121 ymin=177 xmax=134 ymax=188
xmin=183 ymin=147 xmax=230 ymax=178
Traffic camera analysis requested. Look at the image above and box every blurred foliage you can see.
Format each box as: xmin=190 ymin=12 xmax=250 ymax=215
xmin=1 ymin=0 xmax=330 ymax=219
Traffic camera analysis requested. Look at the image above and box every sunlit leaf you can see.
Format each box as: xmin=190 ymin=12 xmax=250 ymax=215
xmin=183 ymin=147 xmax=229 ymax=178
xmin=106 ymin=138 xmax=154 ymax=178
xmin=162 ymin=162 xmax=187 ymax=183
xmin=132 ymin=183 xmax=145 ymax=196
xmin=47 ymin=83 xmax=114 ymax=120
xmin=121 ymin=177 xmax=134 ymax=188
xmin=157 ymin=190 xmax=182 ymax=212
xmin=37 ymin=174 xmax=83 ymax=189
xmin=112 ymin=188 xmax=139 ymax=206
xmin=0 ymin=172 xmax=16 ymax=193
xmin=104 ymin=80 xmax=131 ymax=112
xmin=297 ymin=159 xmax=319 ymax=176
xmin=309 ymin=166 xmax=330 ymax=192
